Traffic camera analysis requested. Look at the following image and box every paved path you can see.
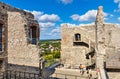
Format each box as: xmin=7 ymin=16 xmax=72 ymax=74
xmin=50 ymin=68 xmax=97 ymax=79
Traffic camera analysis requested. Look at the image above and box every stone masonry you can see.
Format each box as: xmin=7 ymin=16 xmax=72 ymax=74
xmin=61 ymin=6 xmax=120 ymax=79
xmin=0 ymin=2 xmax=40 ymax=73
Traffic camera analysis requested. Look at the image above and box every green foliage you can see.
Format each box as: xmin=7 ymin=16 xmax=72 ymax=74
xmin=40 ymin=39 xmax=61 ymax=67
xmin=52 ymin=51 xmax=60 ymax=58
xmin=44 ymin=54 xmax=53 ymax=60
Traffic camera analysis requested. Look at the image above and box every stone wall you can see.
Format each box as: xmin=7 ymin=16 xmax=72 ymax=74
xmin=0 ymin=2 xmax=8 ymax=71
xmin=108 ymin=72 xmax=120 ymax=79
xmin=61 ymin=24 xmax=96 ymax=68
xmin=7 ymin=11 xmax=39 ymax=67
xmin=61 ymin=10 xmax=120 ymax=78
xmin=61 ymin=23 xmax=120 ymax=67
xmin=0 ymin=2 xmax=40 ymax=72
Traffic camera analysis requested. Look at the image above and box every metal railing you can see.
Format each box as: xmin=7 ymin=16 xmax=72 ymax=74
xmin=0 ymin=70 xmax=39 ymax=79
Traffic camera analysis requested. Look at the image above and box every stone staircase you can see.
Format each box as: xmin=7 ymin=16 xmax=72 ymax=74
xmin=81 ymin=35 xmax=96 ymax=67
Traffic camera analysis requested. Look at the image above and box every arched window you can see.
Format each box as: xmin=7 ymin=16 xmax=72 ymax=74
xmin=0 ymin=24 xmax=2 ymax=51
xmin=75 ymin=33 xmax=81 ymax=41
xmin=30 ymin=26 xmax=37 ymax=44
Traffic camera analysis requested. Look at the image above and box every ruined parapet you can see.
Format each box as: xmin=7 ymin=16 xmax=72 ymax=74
xmin=62 ymin=24 xmax=68 ymax=28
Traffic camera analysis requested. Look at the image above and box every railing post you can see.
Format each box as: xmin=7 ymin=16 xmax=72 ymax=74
xmin=29 ymin=73 xmax=31 ymax=78
xmin=24 ymin=72 xmax=25 ymax=79
xmin=19 ymin=72 xmax=21 ymax=78
xmin=75 ymin=76 xmax=77 ymax=79
xmin=14 ymin=71 xmax=16 ymax=79
xmin=56 ymin=73 xmax=57 ymax=78
xmin=3 ymin=72 xmax=4 ymax=79
xmin=6 ymin=70 xmax=8 ymax=79
xmin=65 ymin=74 xmax=67 ymax=79
xmin=10 ymin=71 xmax=12 ymax=79
xmin=34 ymin=74 xmax=36 ymax=79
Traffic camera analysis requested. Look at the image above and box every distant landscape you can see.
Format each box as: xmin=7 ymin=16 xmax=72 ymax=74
xmin=40 ymin=39 xmax=61 ymax=67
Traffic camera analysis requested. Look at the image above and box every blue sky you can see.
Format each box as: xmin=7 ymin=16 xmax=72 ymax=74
xmin=1 ymin=0 xmax=120 ymax=40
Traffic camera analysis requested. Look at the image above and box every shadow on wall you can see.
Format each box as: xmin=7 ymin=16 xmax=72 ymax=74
xmin=73 ymin=42 xmax=89 ymax=47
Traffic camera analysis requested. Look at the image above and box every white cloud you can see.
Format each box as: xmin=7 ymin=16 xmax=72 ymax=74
xmin=114 ymin=0 xmax=120 ymax=12
xmin=70 ymin=10 xmax=108 ymax=22
xmin=41 ymin=28 xmax=47 ymax=31
xmin=119 ymin=3 xmax=120 ymax=8
xmin=25 ymin=10 xmax=61 ymax=31
xmin=37 ymin=14 xmax=60 ymax=22
xmin=49 ymin=27 xmax=61 ymax=36
xmin=114 ymin=9 xmax=120 ymax=12
xmin=61 ymin=23 xmax=95 ymax=27
xmin=31 ymin=11 xmax=43 ymax=17
xmin=116 ymin=23 xmax=120 ymax=28
xmin=51 ymin=27 xmax=61 ymax=34
xmin=114 ymin=0 xmax=120 ymax=3
xmin=118 ymin=17 xmax=120 ymax=21
xmin=79 ymin=22 xmax=95 ymax=26
xmin=39 ymin=22 xmax=55 ymax=28
xmin=31 ymin=11 xmax=60 ymax=22
xmin=110 ymin=14 xmax=114 ymax=17
xmin=40 ymin=22 xmax=55 ymax=31
xmin=60 ymin=0 xmax=73 ymax=4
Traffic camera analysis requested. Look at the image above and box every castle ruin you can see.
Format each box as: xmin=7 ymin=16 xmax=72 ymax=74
xmin=61 ymin=6 xmax=120 ymax=79
xmin=0 ymin=2 xmax=40 ymax=75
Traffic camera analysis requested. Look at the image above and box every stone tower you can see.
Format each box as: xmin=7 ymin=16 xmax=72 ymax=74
xmin=95 ymin=6 xmax=105 ymax=69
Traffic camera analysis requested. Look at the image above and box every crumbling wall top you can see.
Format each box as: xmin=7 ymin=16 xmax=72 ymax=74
xmin=62 ymin=24 xmax=68 ymax=28
xmin=95 ymin=6 xmax=104 ymax=26
xmin=0 ymin=2 xmax=34 ymax=19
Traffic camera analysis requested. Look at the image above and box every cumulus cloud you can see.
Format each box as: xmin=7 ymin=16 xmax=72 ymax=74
xmin=116 ymin=23 xmax=120 ymax=28
xmin=114 ymin=9 xmax=120 ymax=12
xmin=61 ymin=23 xmax=95 ymax=27
xmin=49 ymin=27 xmax=61 ymax=36
xmin=79 ymin=22 xmax=95 ymax=26
xmin=25 ymin=10 xmax=61 ymax=31
xmin=118 ymin=17 xmax=120 ymax=21
xmin=71 ymin=10 xmax=97 ymax=22
xmin=70 ymin=10 xmax=109 ymax=22
xmin=31 ymin=11 xmax=60 ymax=22
xmin=114 ymin=0 xmax=120 ymax=3
xmin=114 ymin=0 xmax=120 ymax=12
xmin=36 ymin=14 xmax=60 ymax=22
xmin=39 ymin=22 xmax=55 ymax=28
xmin=119 ymin=3 xmax=120 ymax=8
xmin=60 ymin=0 xmax=73 ymax=4
xmin=31 ymin=11 xmax=43 ymax=17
